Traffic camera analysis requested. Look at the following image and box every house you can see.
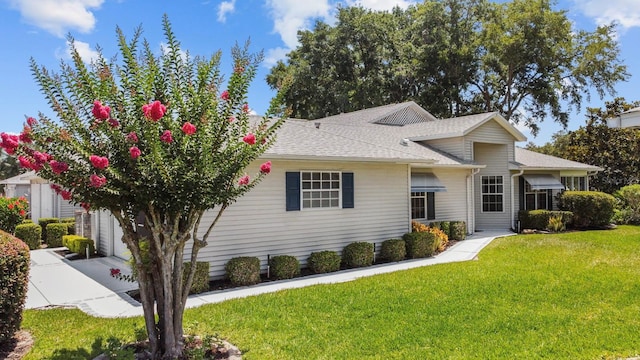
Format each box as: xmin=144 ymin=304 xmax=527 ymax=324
xmin=0 ymin=170 xmax=81 ymax=220
xmin=606 ymin=106 xmax=640 ymax=129
xmin=91 ymin=102 xmax=599 ymax=278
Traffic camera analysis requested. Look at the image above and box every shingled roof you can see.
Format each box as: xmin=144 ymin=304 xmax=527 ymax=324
xmin=512 ymin=148 xmax=601 ymax=171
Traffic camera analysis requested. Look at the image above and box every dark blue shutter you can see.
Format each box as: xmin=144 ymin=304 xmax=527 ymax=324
xmin=519 ymin=177 xmax=525 ymax=210
xmin=285 ymin=172 xmax=300 ymax=211
xmin=427 ymin=192 xmax=435 ymax=220
xmin=342 ymin=172 xmax=354 ymax=209
xmin=547 ymin=189 xmax=553 ymax=210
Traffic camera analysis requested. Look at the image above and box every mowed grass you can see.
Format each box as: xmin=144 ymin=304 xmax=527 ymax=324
xmin=22 ymin=226 xmax=640 ymax=359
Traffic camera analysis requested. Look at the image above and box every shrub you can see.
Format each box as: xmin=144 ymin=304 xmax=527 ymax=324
xmin=60 ymin=218 xmax=76 ymax=235
xmin=426 ymin=227 xmax=449 ymax=252
xmin=449 ymin=221 xmax=467 ymax=241
xmin=64 ymin=235 xmax=95 ymax=255
xmin=547 ymin=215 xmax=565 ymax=232
xmin=0 ymin=231 xmax=30 ymax=343
xmin=38 ymin=218 xmax=59 ymax=241
xmin=60 ymin=217 xmax=75 ymax=223
xmin=14 ymin=223 xmax=42 ymax=250
xmin=307 ymin=251 xmax=341 ymax=274
xmin=379 ymin=239 xmax=406 ymax=262
xmin=440 ymin=221 xmax=451 ymax=237
xmin=614 ymin=184 xmax=640 ymax=224
xmin=183 ymin=261 xmax=210 ymax=294
xmin=0 ymin=196 xmax=29 ymax=234
xmin=429 ymin=221 xmax=441 ymax=230
xmin=411 ymin=220 xmax=429 ymax=233
xmin=518 ymin=210 xmax=573 ymax=231
xmin=269 ymin=255 xmax=300 ymax=280
xmin=46 ymin=223 xmax=68 ymax=247
xmin=403 ymin=232 xmax=437 ymax=258
xmin=342 ymin=242 xmax=374 ymax=268
xmin=559 ymin=191 xmax=615 ymax=228
xmin=22 ymin=219 xmax=33 ymax=224
xmin=225 ymin=257 xmax=261 ymax=286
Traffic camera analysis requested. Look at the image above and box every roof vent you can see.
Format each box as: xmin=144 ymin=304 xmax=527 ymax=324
xmin=400 ymin=138 xmax=409 ymax=146
xmin=314 ymin=122 xmax=321 ymax=129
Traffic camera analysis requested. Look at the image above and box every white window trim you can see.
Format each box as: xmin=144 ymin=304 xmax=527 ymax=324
xmin=524 ymin=182 xmax=548 ymax=210
xmin=300 ymin=171 xmax=342 ymax=210
xmin=411 ymin=191 xmax=427 ymax=220
xmin=561 ymin=176 xmax=586 ymax=191
xmin=481 ymin=175 xmax=505 ymax=213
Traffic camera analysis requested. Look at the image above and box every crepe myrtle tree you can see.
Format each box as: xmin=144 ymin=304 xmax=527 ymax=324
xmin=1 ymin=16 xmax=288 ymax=359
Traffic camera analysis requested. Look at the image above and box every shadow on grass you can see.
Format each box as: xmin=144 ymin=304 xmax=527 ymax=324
xmin=48 ymin=336 xmax=134 ymax=360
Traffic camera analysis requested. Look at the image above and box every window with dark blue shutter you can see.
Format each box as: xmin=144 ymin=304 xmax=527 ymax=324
xmin=285 ymin=172 xmax=300 ymax=211
xmin=427 ymin=192 xmax=435 ymax=220
xmin=342 ymin=172 xmax=354 ymax=209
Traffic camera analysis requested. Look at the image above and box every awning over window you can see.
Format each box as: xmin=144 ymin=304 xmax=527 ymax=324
xmin=523 ymin=174 xmax=565 ymax=191
xmin=411 ymin=173 xmax=447 ymax=192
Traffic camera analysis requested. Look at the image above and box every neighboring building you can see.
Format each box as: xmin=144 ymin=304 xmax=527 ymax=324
xmin=85 ymin=102 xmax=600 ymax=278
xmin=606 ymin=107 xmax=640 ymax=129
xmin=0 ymin=170 xmax=82 ymax=220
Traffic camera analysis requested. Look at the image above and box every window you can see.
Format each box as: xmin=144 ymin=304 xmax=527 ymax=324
xmin=286 ymin=171 xmax=354 ymax=211
xmin=482 ymin=176 xmax=504 ymax=212
xmin=524 ymin=182 xmax=548 ymax=210
xmin=301 ymin=171 xmax=341 ymax=209
xmin=561 ymin=176 xmax=586 ymax=191
xmin=411 ymin=192 xmax=435 ymax=220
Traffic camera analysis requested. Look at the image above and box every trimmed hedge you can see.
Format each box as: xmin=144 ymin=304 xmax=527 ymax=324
xmin=269 ymin=255 xmax=300 ymax=280
xmin=63 ymin=235 xmax=95 ymax=255
xmin=559 ymin=191 xmax=615 ymax=228
xmin=342 ymin=242 xmax=374 ymax=268
xmin=307 ymin=251 xmax=341 ymax=274
xmin=379 ymin=239 xmax=406 ymax=262
xmin=183 ymin=261 xmax=210 ymax=294
xmin=0 ymin=230 xmax=30 ymax=343
xmin=38 ymin=218 xmax=59 ymax=241
xmin=46 ymin=222 xmax=68 ymax=247
xmin=225 ymin=257 xmax=261 ymax=286
xmin=403 ymin=231 xmax=438 ymax=258
xmin=14 ymin=223 xmax=42 ymax=250
xmin=60 ymin=218 xmax=76 ymax=235
xmin=449 ymin=221 xmax=467 ymax=240
xmin=518 ymin=210 xmax=573 ymax=231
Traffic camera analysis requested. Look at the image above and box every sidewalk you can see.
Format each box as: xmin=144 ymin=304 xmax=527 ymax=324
xmin=26 ymin=230 xmax=513 ymax=318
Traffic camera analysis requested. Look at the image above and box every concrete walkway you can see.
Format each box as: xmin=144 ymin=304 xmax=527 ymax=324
xmin=26 ymin=230 xmax=513 ymax=318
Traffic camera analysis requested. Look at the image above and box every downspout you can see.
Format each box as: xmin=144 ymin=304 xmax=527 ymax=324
xmin=407 ymin=165 xmax=412 ymax=232
xmin=511 ymin=169 xmax=524 ymax=231
xmin=466 ymin=168 xmax=480 ymax=235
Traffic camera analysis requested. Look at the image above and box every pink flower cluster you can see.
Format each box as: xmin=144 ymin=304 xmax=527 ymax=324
xmin=18 ymin=150 xmax=53 ymax=171
xmin=160 ymin=130 xmax=173 ymax=143
xmin=238 ymin=175 xmax=250 ymax=186
xmin=0 ymin=132 xmax=20 ymax=154
xmin=50 ymin=160 xmax=69 ymax=175
xmin=90 ymin=174 xmax=107 ymax=188
xmin=92 ymin=100 xmax=111 ymax=120
xmin=50 ymin=184 xmax=72 ymax=200
xmin=221 ymin=90 xmax=230 ymax=101
xmin=90 ymin=155 xmax=109 ymax=169
xmin=143 ymin=101 xmax=167 ymax=121
xmin=181 ymin=122 xmax=196 ymax=135
xmin=129 ymin=146 xmax=141 ymax=159
xmin=243 ymin=133 xmax=256 ymax=145
xmin=260 ymin=161 xmax=271 ymax=174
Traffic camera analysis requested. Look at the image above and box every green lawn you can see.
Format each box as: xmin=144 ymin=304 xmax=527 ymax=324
xmin=22 ymin=226 xmax=640 ymax=359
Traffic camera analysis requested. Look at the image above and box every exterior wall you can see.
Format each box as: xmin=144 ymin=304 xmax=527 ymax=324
xmin=59 ymin=202 xmax=83 ymax=219
xmin=95 ymin=210 xmax=112 ymax=256
xmin=464 ymin=120 xmax=516 ymax=161
xmin=30 ymin=183 xmax=55 ymax=221
xmin=473 ymin=142 xmax=512 ymax=229
xmin=411 ymin=168 xmax=469 ymax=224
xmin=193 ymin=160 xmax=411 ymax=279
xmin=422 ymin=137 xmax=465 ymax=159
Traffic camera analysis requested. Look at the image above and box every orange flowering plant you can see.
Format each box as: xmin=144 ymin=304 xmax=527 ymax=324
xmin=0 ymin=196 xmax=28 ymax=233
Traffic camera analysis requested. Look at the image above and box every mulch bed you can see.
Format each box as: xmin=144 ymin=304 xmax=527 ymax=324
xmin=0 ymin=331 xmax=34 ymax=360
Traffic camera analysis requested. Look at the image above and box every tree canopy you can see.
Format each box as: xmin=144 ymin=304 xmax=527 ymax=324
xmin=0 ymin=16 xmax=287 ymax=359
xmin=267 ymin=0 xmax=628 ymax=135
xmin=527 ymin=97 xmax=640 ymax=193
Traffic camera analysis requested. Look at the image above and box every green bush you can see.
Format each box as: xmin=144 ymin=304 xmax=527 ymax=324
xmin=269 ymin=255 xmax=300 ymax=280
xmin=440 ymin=221 xmax=451 ymax=237
xmin=38 ymin=218 xmax=59 ymax=241
xmin=429 ymin=221 xmax=441 ymax=230
xmin=225 ymin=257 xmax=261 ymax=286
xmin=614 ymin=184 xmax=640 ymax=225
xmin=0 ymin=230 xmax=30 ymax=343
xmin=21 ymin=219 xmax=33 ymax=224
xmin=342 ymin=242 xmax=374 ymax=268
xmin=46 ymin=223 xmax=68 ymax=247
xmin=0 ymin=197 xmax=29 ymax=234
xmin=403 ymin=232 xmax=438 ymax=258
xmin=60 ymin=217 xmax=75 ymax=223
xmin=518 ymin=210 xmax=573 ymax=231
xmin=64 ymin=235 xmax=95 ymax=255
xmin=449 ymin=221 xmax=467 ymax=240
xmin=379 ymin=239 xmax=406 ymax=262
xmin=559 ymin=191 xmax=615 ymax=228
xmin=307 ymin=251 xmax=341 ymax=274
xmin=183 ymin=261 xmax=210 ymax=294
xmin=14 ymin=223 xmax=42 ymax=250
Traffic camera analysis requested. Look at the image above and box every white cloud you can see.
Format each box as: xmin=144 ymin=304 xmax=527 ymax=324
xmin=217 ymin=0 xmax=236 ymax=23
xmin=263 ymin=0 xmax=416 ymax=65
xmin=55 ymin=40 xmax=99 ymax=63
xmin=160 ymin=42 xmax=188 ymax=62
xmin=8 ymin=0 xmax=103 ymax=37
xmin=573 ymin=0 xmax=640 ymax=29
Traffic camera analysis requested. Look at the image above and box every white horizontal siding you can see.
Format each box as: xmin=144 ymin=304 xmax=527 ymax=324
xmin=96 ymin=211 xmax=111 ymax=256
xmin=474 ymin=143 xmax=512 ymax=230
xmin=465 ymin=120 xmax=516 ymax=161
xmin=194 ymin=160 xmax=411 ymax=278
xmin=412 ymin=168 xmax=468 ymax=223
xmin=422 ymin=137 xmax=465 ymax=159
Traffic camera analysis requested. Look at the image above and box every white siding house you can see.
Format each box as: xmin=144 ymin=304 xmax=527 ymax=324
xmin=87 ymin=101 xmax=600 ymax=279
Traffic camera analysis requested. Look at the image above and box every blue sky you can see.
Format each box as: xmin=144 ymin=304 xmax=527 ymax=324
xmin=1 ymin=0 xmax=639 ymax=145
